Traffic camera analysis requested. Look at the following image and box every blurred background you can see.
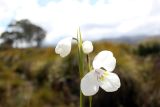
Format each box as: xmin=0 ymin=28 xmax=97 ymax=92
xmin=0 ymin=0 xmax=160 ymax=107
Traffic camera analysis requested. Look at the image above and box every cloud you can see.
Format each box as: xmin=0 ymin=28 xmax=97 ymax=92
xmin=0 ymin=0 xmax=160 ymax=45
xmin=118 ymin=15 xmax=160 ymax=36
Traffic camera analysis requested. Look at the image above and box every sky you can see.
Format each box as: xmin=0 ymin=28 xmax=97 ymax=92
xmin=0 ymin=0 xmax=160 ymax=45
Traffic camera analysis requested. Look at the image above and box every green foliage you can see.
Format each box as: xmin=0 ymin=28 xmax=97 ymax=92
xmin=137 ymin=41 xmax=160 ymax=56
xmin=0 ymin=40 xmax=159 ymax=107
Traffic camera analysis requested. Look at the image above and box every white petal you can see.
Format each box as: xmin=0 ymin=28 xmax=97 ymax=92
xmin=99 ymin=72 xmax=121 ymax=92
xmin=55 ymin=37 xmax=72 ymax=57
xmin=93 ymin=50 xmax=116 ymax=72
xmin=80 ymin=70 xmax=99 ymax=96
xmin=82 ymin=41 xmax=93 ymax=54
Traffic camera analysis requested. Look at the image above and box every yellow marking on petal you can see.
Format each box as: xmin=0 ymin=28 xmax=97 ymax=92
xmin=99 ymin=71 xmax=108 ymax=81
xmin=99 ymin=76 xmax=105 ymax=81
xmin=104 ymin=71 xmax=108 ymax=76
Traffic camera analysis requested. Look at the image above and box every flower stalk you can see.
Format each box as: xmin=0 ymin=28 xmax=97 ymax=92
xmin=77 ymin=28 xmax=84 ymax=107
xmin=87 ymin=55 xmax=92 ymax=107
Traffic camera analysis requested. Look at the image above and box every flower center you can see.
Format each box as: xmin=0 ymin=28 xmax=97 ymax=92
xmin=95 ymin=69 xmax=108 ymax=81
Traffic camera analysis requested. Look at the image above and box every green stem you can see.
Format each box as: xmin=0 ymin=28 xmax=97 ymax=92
xmin=86 ymin=55 xmax=92 ymax=107
xmin=89 ymin=96 xmax=92 ymax=107
xmin=86 ymin=55 xmax=91 ymax=71
xmin=77 ymin=28 xmax=84 ymax=107
xmin=73 ymin=37 xmax=78 ymax=41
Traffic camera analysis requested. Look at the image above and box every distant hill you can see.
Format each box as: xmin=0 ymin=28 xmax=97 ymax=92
xmin=103 ymin=35 xmax=160 ymax=44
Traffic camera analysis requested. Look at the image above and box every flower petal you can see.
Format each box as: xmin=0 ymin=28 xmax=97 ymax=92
xmin=99 ymin=72 xmax=121 ymax=92
xmin=82 ymin=41 xmax=93 ymax=54
xmin=93 ymin=50 xmax=116 ymax=72
xmin=55 ymin=37 xmax=72 ymax=57
xmin=80 ymin=70 xmax=99 ymax=96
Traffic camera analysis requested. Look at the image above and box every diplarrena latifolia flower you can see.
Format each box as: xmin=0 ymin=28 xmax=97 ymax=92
xmin=55 ymin=31 xmax=120 ymax=107
xmin=81 ymin=50 xmax=121 ymax=96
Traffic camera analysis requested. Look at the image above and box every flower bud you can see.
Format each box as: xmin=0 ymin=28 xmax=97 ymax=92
xmin=82 ymin=41 xmax=93 ymax=54
xmin=55 ymin=37 xmax=72 ymax=57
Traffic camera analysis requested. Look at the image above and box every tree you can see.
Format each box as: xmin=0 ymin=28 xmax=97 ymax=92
xmin=0 ymin=19 xmax=46 ymax=48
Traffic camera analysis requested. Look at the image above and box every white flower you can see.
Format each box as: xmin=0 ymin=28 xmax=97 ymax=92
xmin=82 ymin=41 xmax=93 ymax=54
xmin=55 ymin=37 xmax=72 ymax=57
xmin=81 ymin=51 xmax=120 ymax=96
